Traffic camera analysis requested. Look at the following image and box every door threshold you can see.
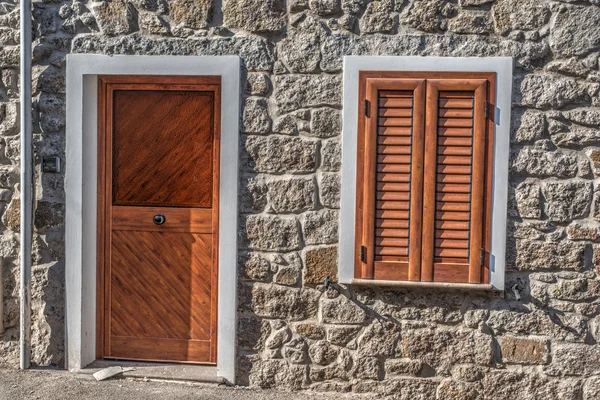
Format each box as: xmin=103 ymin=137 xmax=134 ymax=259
xmin=80 ymin=360 xmax=224 ymax=384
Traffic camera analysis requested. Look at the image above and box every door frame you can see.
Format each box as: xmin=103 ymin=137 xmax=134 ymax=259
xmin=65 ymin=55 xmax=240 ymax=383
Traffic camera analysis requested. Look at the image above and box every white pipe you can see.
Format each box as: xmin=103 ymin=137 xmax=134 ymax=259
xmin=19 ymin=0 xmax=33 ymax=370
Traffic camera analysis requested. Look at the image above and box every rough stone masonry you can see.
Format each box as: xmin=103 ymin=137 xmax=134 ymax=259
xmin=1 ymin=0 xmax=600 ymax=398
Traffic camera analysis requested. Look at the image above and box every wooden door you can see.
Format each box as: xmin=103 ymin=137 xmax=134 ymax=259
xmin=97 ymin=75 xmax=220 ymax=364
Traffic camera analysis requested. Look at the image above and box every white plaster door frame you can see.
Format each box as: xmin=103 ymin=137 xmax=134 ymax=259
xmin=65 ymin=55 xmax=240 ymax=383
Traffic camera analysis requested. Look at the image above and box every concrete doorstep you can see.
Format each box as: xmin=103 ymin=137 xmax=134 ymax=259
xmin=78 ymin=360 xmax=225 ymax=385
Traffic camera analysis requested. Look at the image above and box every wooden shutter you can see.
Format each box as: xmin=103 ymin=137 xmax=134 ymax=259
xmin=356 ymin=77 xmax=426 ymax=281
xmin=421 ymin=79 xmax=488 ymax=283
xmin=355 ymin=72 xmax=494 ymax=285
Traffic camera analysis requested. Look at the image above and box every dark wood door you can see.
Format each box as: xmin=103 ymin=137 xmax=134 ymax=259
xmin=97 ymin=76 xmax=220 ymax=364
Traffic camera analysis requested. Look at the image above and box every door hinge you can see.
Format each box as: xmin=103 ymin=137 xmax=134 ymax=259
xmin=480 ymin=248 xmax=485 ymax=266
xmin=484 ymin=102 xmax=489 ymax=116
xmin=364 ymin=99 xmax=370 ymax=117
xmin=360 ymin=246 xmax=367 ymax=263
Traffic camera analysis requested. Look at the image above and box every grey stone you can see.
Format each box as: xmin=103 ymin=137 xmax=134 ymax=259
xmin=342 ymin=0 xmax=365 ymax=14
xmin=169 ymin=0 xmax=212 ymax=29
xmin=553 ymin=126 xmax=600 ymax=148
xmin=491 ymin=0 xmax=550 ymax=35
xmin=244 ymin=136 xmax=318 ymax=174
xmin=353 ymin=356 xmax=381 ymax=380
xmin=246 ymin=73 xmax=271 ymax=96
xmin=249 ymin=283 xmax=320 ymax=320
xmin=223 ymin=0 xmax=286 ymax=33
xmin=266 ymin=177 xmax=316 ymax=213
xmin=321 ymin=140 xmax=341 ymax=172
xmin=563 ymin=109 xmax=600 ymax=128
xmin=327 ymin=326 xmax=362 ymax=346
xmin=92 ymin=0 xmax=135 ymax=36
xmin=273 ymin=115 xmax=298 ymax=136
xmin=301 ymin=209 xmax=339 ymax=245
xmin=402 ymin=328 xmax=493 ymax=367
xmin=584 ymin=376 xmax=600 ymax=400
xmin=543 ymin=181 xmax=592 ymax=222
xmin=309 ymin=108 xmax=341 ymax=138
xmin=274 ymin=266 xmax=300 ymax=286
xmin=320 ymin=295 xmax=367 ymax=324
xmin=38 ymin=93 xmax=66 ymax=132
xmin=548 ymin=344 xmax=600 ymax=376
xmin=309 ymin=340 xmax=339 ymax=365
xmin=360 ymin=0 xmax=395 ymax=33
xmin=510 ymin=147 xmax=578 ymax=178
xmin=499 ymin=336 xmax=549 ymax=365
xmin=274 ymin=74 xmax=342 ymax=113
xmin=309 ymin=0 xmax=341 ymax=16
xmin=238 ymin=317 xmax=271 ymax=350
xmin=515 ymin=181 xmax=541 ymax=218
xmin=511 ymin=109 xmax=545 ymax=144
xmin=567 ymin=222 xmax=600 ymax=242
xmin=240 ymin=252 xmax=273 ymax=281
xmin=487 ymin=309 xmax=587 ymax=342
xmin=265 ymin=326 xmax=292 ymax=349
xmin=242 ymin=98 xmax=271 ymax=134
xmin=294 ymin=322 xmax=325 ymax=340
xmin=550 ymin=5 xmax=600 ymax=58
xmin=520 ymin=75 xmax=590 ymax=110
xmin=304 ymin=245 xmax=338 ymax=284
xmin=483 ymin=371 xmax=582 ymax=400
xmin=289 ymin=0 xmax=310 ymax=12
xmin=401 ymin=0 xmax=458 ymax=33
xmin=248 ymin=359 xmax=306 ymax=389
xmin=243 ymin=215 xmax=300 ymax=251
xmin=357 ymin=321 xmax=400 ymax=357
xmin=459 ymin=0 xmax=493 ymax=5
xmin=279 ymin=14 xmax=324 ymax=74
xmin=436 ymin=380 xmax=483 ymax=400
xmin=138 ymin=11 xmax=169 ymax=35
xmin=515 ymin=240 xmax=585 ymax=271
xmin=448 ymin=11 xmax=492 ymax=34
xmin=386 ymin=359 xmax=424 ymax=377
xmin=319 ymin=173 xmax=340 ymax=209
xmin=0 ymin=102 xmax=18 ymax=136
xmin=283 ymin=337 xmax=308 ymax=364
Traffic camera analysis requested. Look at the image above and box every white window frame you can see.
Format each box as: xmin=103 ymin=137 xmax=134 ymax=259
xmin=65 ymin=55 xmax=240 ymax=383
xmin=338 ymin=56 xmax=513 ymax=291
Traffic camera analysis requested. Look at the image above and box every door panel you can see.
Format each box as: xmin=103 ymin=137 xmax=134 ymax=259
xmin=97 ymin=75 xmax=220 ymax=364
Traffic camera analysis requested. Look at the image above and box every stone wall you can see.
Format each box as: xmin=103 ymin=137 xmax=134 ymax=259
xmin=1 ymin=0 xmax=600 ymax=397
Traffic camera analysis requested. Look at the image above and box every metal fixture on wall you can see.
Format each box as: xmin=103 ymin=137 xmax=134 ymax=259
xmin=19 ymin=0 xmax=33 ymax=370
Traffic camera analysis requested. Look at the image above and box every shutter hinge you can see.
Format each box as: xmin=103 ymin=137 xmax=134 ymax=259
xmin=480 ymin=248 xmax=485 ymax=266
xmin=360 ymin=246 xmax=367 ymax=263
xmin=485 ymin=101 xmax=489 ymax=116
xmin=364 ymin=99 xmax=370 ymax=117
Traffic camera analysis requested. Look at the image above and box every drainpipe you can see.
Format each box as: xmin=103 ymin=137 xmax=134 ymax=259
xmin=19 ymin=0 xmax=33 ymax=370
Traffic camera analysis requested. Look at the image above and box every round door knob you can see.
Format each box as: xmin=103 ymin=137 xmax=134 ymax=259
xmin=153 ymin=214 xmax=166 ymax=225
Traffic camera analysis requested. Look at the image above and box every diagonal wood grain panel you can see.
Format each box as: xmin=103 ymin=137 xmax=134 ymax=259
xmin=112 ymin=90 xmax=214 ymax=208
xmin=110 ymin=231 xmax=213 ymax=341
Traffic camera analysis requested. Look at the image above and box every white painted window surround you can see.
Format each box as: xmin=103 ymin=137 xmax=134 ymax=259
xmin=338 ymin=56 xmax=513 ymax=291
xmin=65 ymin=55 xmax=240 ymax=383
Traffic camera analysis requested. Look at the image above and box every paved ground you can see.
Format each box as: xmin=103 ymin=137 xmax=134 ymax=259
xmin=0 ymin=368 xmax=355 ymax=400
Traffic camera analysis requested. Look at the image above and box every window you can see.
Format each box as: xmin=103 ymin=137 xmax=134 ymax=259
xmin=339 ymin=57 xmax=512 ymax=290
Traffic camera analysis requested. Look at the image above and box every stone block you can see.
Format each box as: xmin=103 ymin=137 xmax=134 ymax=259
xmin=243 ymin=136 xmax=318 ymax=174
xmin=499 ymin=336 xmax=549 ymax=365
xmin=319 ymin=173 xmax=340 ymax=209
xmin=357 ymin=321 xmax=400 ymax=357
xmin=309 ymin=108 xmax=341 ymax=138
xmin=542 ymin=181 xmax=592 ymax=222
xmin=321 ymin=140 xmax=341 ymax=172
xmin=170 ymin=0 xmax=212 ymax=29
xmin=274 ymin=74 xmax=342 ymax=113
xmin=309 ymin=340 xmax=339 ymax=365
xmin=242 ymin=98 xmax=271 ymax=134
xmin=294 ymin=322 xmax=325 ymax=340
xmin=520 ymin=75 xmax=590 ymax=109
xmin=360 ymin=0 xmax=395 ymax=33
xmin=483 ymin=371 xmax=582 ymax=400
xmin=223 ymin=0 xmax=286 ymax=33
xmin=550 ymin=5 xmax=600 ymax=58
xmin=491 ymin=0 xmax=550 ymax=35
xmin=238 ymin=317 xmax=270 ymax=350
xmin=515 ymin=240 xmax=585 ymax=271
xmin=320 ymin=295 xmax=367 ymax=324
xmin=304 ymin=245 xmax=337 ymax=285
xmin=510 ymin=147 xmax=577 ymax=178
xmin=487 ymin=309 xmax=587 ymax=342
xmin=515 ymin=181 xmax=541 ymax=218
xmin=249 ymin=283 xmax=320 ymax=320
xmin=92 ymin=0 xmax=136 ymax=36
xmin=547 ymin=344 xmax=600 ymax=376
xmin=266 ymin=177 xmax=316 ymax=213
xmin=327 ymin=325 xmax=362 ymax=346
xmin=301 ymin=210 xmax=339 ymax=245
xmin=243 ymin=215 xmax=300 ymax=251
xmin=401 ymin=0 xmax=457 ymax=32
xmin=436 ymin=379 xmax=483 ymax=400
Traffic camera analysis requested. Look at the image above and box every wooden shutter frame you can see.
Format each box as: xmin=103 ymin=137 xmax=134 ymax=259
xmin=421 ymin=79 xmax=488 ymax=283
xmin=358 ymin=78 xmax=426 ymax=281
xmin=355 ymin=72 xmax=495 ymax=285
